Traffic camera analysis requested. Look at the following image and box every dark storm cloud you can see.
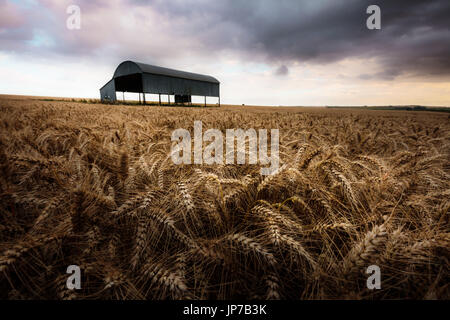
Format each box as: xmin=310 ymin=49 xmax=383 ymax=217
xmin=1 ymin=0 xmax=449 ymax=80
xmin=148 ymin=0 xmax=450 ymax=79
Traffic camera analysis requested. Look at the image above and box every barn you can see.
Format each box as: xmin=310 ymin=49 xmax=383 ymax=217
xmin=100 ymin=61 xmax=220 ymax=106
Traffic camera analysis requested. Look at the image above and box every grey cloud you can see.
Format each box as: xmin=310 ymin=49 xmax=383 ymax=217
xmin=275 ymin=65 xmax=288 ymax=76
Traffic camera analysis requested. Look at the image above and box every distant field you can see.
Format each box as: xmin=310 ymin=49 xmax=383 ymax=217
xmin=0 ymin=94 xmax=448 ymax=299
xmin=326 ymin=105 xmax=450 ymax=113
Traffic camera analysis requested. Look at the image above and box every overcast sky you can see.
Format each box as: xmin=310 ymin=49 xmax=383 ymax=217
xmin=1 ymin=0 xmax=449 ymax=106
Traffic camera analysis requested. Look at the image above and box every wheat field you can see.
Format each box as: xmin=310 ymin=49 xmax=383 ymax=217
xmin=0 ymin=95 xmax=448 ymax=300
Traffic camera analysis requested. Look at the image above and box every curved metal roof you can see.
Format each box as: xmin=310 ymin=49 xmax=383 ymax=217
xmin=113 ymin=60 xmax=220 ymax=84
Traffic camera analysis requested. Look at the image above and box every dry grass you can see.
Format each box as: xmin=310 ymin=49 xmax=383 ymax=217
xmin=0 ymin=95 xmax=449 ymax=300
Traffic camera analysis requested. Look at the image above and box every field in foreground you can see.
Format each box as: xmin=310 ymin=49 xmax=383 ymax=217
xmin=0 ymin=95 xmax=448 ymax=299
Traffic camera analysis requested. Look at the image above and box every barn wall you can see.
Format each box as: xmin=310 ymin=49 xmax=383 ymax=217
xmin=99 ymin=79 xmax=117 ymax=102
xmin=142 ymin=73 xmax=219 ymax=97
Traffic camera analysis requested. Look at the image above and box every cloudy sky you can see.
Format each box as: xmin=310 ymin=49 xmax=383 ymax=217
xmin=1 ymin=0 xmax=449 ymax=106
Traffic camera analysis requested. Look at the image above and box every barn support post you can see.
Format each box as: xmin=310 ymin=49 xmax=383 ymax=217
xmin=168 ymin=94 xmax=170 ymax=105
xmin=159 ymin=94 xmax=161 ymax=105
xmin=140 ymin=74 xmax=145 ymax=105
xmin=204 ymin=96 xmax=206 ymax=107
xmin=123 ymin=92 xmax=125 ymax=103
xmin=218 ymin=95 xmax=220 ymax=107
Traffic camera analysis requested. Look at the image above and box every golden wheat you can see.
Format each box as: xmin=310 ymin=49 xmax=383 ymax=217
xmin=0 ymin=95 xmax=448 ymax=299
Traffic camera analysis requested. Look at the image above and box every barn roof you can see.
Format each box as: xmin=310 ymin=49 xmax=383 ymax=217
xmin=113 ymin=60 xmax=220 ymax=84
